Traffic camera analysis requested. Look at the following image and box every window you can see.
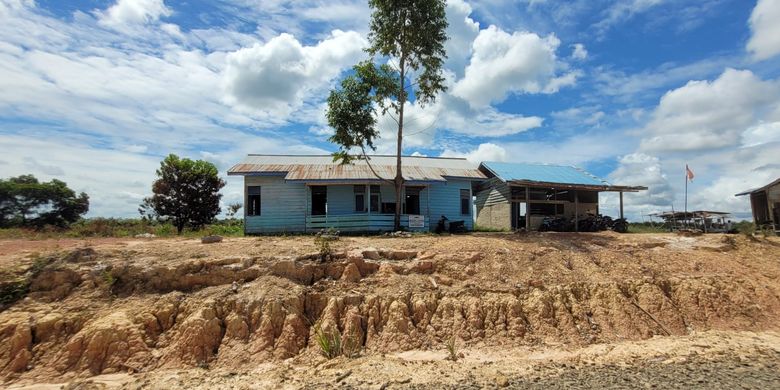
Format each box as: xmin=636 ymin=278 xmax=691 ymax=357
xmin=311 ymin=186 xmax=327 ymax=216
xmin=370 ymin=185 xmax=380 ymax=212
xmin=247 ymin=186 xmax=261 ymax=216
xmin=460 ymin=189 xmax=471 ymax=215
xmin=354 ymin=185 xmax=366 ymax=212
xmin=404 ymin=186 xmax=421 ymax=215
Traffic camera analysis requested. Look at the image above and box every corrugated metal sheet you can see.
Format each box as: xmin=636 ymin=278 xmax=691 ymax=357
xmin=228 ymin=154 xmax=486 ymax=182
xmin=481 ymin=162 xmax=607 ymax=186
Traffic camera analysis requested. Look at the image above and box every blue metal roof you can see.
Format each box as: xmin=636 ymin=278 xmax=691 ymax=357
xmin=480 ymin=162 xmax=609 ymax=186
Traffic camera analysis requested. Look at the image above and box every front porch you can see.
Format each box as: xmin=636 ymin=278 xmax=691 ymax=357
xmin=305 ymin=213 xmax=429 ymax=232
xmin=304 ymin=183 xmax=432 ymax=232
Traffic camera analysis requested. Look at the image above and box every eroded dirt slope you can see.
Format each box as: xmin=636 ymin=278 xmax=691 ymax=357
xmin=1 ymin=232 xmax=779 ymax=388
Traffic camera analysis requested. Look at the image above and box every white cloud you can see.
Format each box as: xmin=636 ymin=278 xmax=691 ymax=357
xmin=571 ymin=43 xmax=587 ymax=60
xmin=741 ymin=121 xmax=780 ymax=147
xmin=444 ymin=0 xmax=480 ymax=77
xmin=605 ymin=153 xmax=674 ymax=213
xmin=222 ymin=30 xmax=366 ymax=117
xmin=441 ymin=143 xmax=507 ymax=164
xmin=593 ymin=0 xmax=666 ymax=36
xmin=96 ymin=0 xmax=172 ymax=28
xmin=747 ymin=0 xmax=780 ymax=61
xmin=452 ymin=25 xmax=577 ymax=107
xmin=639 ymin=68 xmax=779 ymax=152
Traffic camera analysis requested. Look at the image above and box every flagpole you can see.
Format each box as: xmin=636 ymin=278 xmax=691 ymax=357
xmin=684 ymin=165 xmax=688 ymax=228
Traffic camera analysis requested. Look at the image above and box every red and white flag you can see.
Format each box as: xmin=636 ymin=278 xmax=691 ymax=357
xmin=685 ymin=164 xmax=695 ymax=182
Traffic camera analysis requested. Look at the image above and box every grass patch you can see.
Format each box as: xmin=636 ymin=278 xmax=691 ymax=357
xmin=473 ymin=225 xmax=509 ymax=233
xmin=0 ymin=218 xmax=245 ymax=239
xmin=627 ymin=222 xmax=668 ymax=233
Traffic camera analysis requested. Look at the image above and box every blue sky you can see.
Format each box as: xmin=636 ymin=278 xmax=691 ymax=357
xmin=1 ymin=0 xmax=779 ymax=220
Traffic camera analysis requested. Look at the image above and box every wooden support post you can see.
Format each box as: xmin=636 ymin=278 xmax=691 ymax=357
xmin=574 ymin=190 xmax=579 ymax=232
xmin=525 ymin=186 xmax=531 ymax=231
xmin=619 ymin=191 xmax=624 ymax=220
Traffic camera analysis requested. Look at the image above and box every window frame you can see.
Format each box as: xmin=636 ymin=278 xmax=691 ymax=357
xmin=247 ymin=186 xmax=261 ymax=216
xmin=460 ymin=188 xmax=471 ymax=215
xmin=354 ymin=185 xmax=367 ymax=213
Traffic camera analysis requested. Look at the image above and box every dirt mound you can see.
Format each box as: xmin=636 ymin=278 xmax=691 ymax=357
xmin=0 ymin=233 xmax=779 ymax=385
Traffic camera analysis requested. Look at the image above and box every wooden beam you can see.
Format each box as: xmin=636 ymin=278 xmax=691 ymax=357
xmin=574 ymin=190 xmax=579 ymax=232
xmin=525 ymin=186 xmax=531 ymax=231
xmin=619 ymin=191 xmax=624 ymax=220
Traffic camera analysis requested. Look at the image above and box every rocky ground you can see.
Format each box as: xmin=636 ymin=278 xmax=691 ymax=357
xmin=1 ymin=232 xmax=779 ymax=388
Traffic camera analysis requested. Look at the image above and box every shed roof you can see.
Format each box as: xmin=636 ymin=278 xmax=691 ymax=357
xmin=735 ymin=177 xmax=780 ymax=196
xmin=228 ymin=154 xmax=486 ymax=182
xmin=479 ymin=161 xmax=647 ymax=192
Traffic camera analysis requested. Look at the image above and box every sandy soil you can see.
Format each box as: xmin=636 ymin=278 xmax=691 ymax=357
xmin=1 ymin=232 xmax=779 ymax=388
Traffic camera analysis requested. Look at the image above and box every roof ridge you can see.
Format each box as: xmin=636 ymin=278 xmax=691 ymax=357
xmin=246 ymin=154 xmax=468 ymax=161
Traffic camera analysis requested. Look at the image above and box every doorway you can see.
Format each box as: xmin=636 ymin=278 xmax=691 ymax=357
xmin=311 ymin=186 xmax=327 ymax=216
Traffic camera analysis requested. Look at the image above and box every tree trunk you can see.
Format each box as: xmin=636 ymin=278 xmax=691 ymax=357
xmin=176 ymin=221 xmax=184 ymax=235
xmin=394 ymin=54 xmax=406 ymax=231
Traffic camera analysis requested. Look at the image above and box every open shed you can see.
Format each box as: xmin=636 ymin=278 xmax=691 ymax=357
xmin=475 ymin=162 xmax=647 ymax=231
xmin=736 ymin=177 xmax=780 ymax=234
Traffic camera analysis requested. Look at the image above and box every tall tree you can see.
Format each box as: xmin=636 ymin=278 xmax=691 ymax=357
xmin=0 ymin=174 xmax=89 ymax=228
xmin=140 ymin=154 xmax=225 ymax=234
xmin=327 ymin=0 xmax=448 ymax=230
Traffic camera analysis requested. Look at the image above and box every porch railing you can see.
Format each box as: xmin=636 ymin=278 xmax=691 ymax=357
xmin=305 ymin=214 xmax=429 ymax=232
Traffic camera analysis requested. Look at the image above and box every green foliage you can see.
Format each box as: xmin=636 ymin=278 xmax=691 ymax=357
xmin=140 ymin=154 xmax=226 ymax=234
xmin=0 ymin=174 xmax=89 ymax=229
xmin=326 ymin=0 xmax=449 ymax=230
xmin=314 ymin=228 xmax=339 ymax=260
xmin=366 ymin=0 xmax=448 ymax=106
xmin=0 ymin=254 xmax=53 ymax=308
xmin=315 ymin=326 xmax=342 ymax=359
xmin=0 ymin=218 xmax=244 ymax=239
xmin=226 ymin=202 xmax=242 ymax=218
xmin=101 ymin=268 xmax=116 ymax=294
xmin=734 ymin=221 xmax=755 ymax=236
xmin=314 ymin=326 xmax=361 ymax=359
xmin=444 ymin=336 xmax=459 ymax=361
xmin=627 ymin=222 xmax=668 ymax=233
xmin=473 ymin=225 xmax=508 ymax=233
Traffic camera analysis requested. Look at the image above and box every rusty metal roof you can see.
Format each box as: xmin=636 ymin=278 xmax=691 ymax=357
xmin=228 ymin=155 xmax=486 ymax=182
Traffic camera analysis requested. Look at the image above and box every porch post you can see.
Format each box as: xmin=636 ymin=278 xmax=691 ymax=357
xmin=619 ymin=191 xmax=624 ymax=219
xmin=426 ymin=184 xmax=431 ymax=230
xmin=574 ymin=190 xmax=579 ymax=232
xmin=525 ymin=186 xmax=531 ymax=231
xmin=367 ymin=184 xmax=371 ymax=216
xmin=304 ymin=185 xmax=309 ymax=233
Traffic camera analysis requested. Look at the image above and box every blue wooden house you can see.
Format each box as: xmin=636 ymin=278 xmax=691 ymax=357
xmin=227 ymin=155 xmax=486 ymax=234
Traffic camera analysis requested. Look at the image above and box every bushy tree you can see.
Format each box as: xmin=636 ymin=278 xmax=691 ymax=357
xmin=139 ymin=154 xmax=225 ymax=234
xmin=0 ymin=174 xmax=89 ymax=228
xmin=327 ymin=0 xmax=449 ymax=230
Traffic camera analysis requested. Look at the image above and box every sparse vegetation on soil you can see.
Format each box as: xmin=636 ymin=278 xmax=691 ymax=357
xmin=0 ymin=231 xmax=778 ymax=388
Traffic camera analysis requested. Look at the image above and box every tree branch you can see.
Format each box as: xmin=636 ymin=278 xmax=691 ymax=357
xmin=360 ymin=145 xmax=396 ymax=186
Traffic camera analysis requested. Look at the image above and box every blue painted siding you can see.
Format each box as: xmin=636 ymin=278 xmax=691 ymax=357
xmin=244 ymin=176 xmax=306 ymax=233
xmin=428 ymin=179 xmax=474 ymax=230
xmin=243 ymin=178 xmax=472 ymax=233
xmin=327 ymin=185 xmax=359 ymax=215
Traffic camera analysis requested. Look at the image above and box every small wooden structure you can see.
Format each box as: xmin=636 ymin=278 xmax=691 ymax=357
xmin=648 ymin=211 xmax=735 ymax=233
xmin=474 ymin=162 xmax=646 ymax=231
xmin=736 ymin=178 xmax=780 ymax=233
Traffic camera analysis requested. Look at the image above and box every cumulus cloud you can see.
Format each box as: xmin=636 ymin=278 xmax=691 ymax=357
xmin=441 ymin=143 xmax=507 ymax=164
xmin=96 ymin=0 xmax=172 ymax=28
xmin=608 ymin=153 xmax=673 ymax=208
xmin=452 ymin=25 xmax=577 ymax=107
xmin=741 ymin=121 xmax=780 ymax=147
xmin=222 ymin=30 xmax=366 ymax=117
xmin=747 ymin=0 xmax=780 ymax=61
xmin=444 ymin=0 xmax=480 ymax=77
xmin=639 ymin=68 xmax=779 ymax=152
xmin=571 ymin=43 xmax=588 ymax=60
